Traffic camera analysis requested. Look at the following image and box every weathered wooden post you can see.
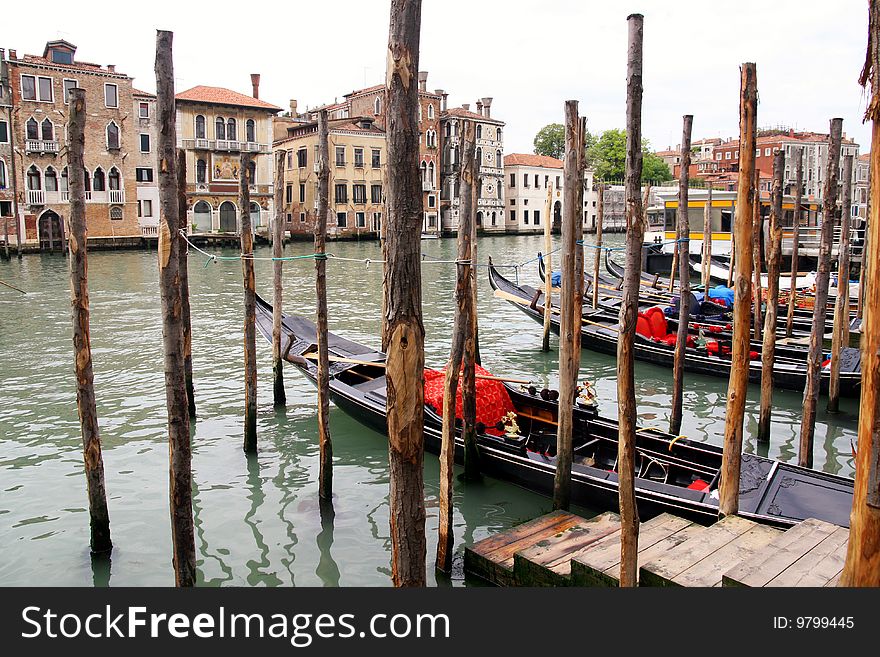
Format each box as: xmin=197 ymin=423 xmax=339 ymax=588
xmin=798 ymin=118 xmax=843 ymax=469
xmin=66 ymin=88 xmax=112 ymax=555
xmin=702 ymin=184 xmax=713 ymax=291
xmin=272 ymin=150 xmax=286 ymax=406
xmin=592 ymin=183 xmax=605 ymax=309
xmin=786 ymin=149 xmax=804 ymax=337
xmin=383 ymin=0 xmax=427 ymax=587
xmin=2 ymin=202 xmax=8 ymax=259
xmin=841 ymin=4 xmax=880 ymax=584
xmin=155 ymin=30 xmax=196 ymax=586
xmin=553 ymin=100 xmax=586 ymax=511
xmin=670 ymin=115 xmax=693 ymax=436
xmin=436 ymin=122 xmax=476 ymax=574
xmin=542 ymin=182 xmax=554 ymax=348
xmin=828 ymin=153 xmax=854 ymax=412
xmin=239 ymin=153 xmax=258 ymax=454
xmin=315 ymin=111 xmax=333 ymax=500
xmin=752 ymin=167 xmax=763 ymax=342
xmin=719 ymin=62 xmax=757 ymax=518
xmin=617 ymin=13 xmax=644 ymax=587
xmin=758 ymin=150 xmax=785 ymax=444
xmin=462 ymin=122 xmax=480 ymax=480
xmin=176 ymin=149 xmax=196 ymax=417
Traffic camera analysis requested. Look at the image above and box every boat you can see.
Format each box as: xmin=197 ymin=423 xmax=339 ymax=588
xmin=489 ymin=260 xmax=862 ymax=397
xmin=254 ymin=294 xmax=854 ymax=528
xmin=420 ymin=232 xmax=440 ymax=240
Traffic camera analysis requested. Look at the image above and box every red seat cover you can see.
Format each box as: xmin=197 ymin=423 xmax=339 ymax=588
xmin=644 ymin=306 xmax=668 ymax=339
xmin=636 ymin=314 xmax=652 ymax=339
xmin=423 ymin=364 xmax=516 ymax=436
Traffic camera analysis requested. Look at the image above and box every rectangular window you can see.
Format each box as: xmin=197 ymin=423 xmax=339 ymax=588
xmin=545 ymin=175 xmax=550 ymax=188
xmin=299 ymin=183 xmax=306 ymax=203
xmin=725 ymin=152 xmax=731 ymax=160
xmin=135 ymin=167 xmax=154 ymax=182
xmin=287 ymin=151 xmax=293 ymax=169
xmin=534 ymin=175 xmax=540 ymax=188
xmin=372 ymin=212 xmax=382 ymax=229
xmin=509 ymin=198 xmax=515 ymax=206
xmin=285 ymin=184 xmax=292 ymax=204
xmin=556 ymin=176 xmax=561 ymax=188
xmin=336 ymin=211 xmax=347 ymax=228
xmin=141 ymin=199 xmax=153 ymax=217
xmin=353 ymin=184 xmax=367 ymax=204
xmin=734 ymin=150 xmax=739 ymax=158
xmin=756 ymin=148 xmax=761 ymax=157
xmin=371 ymin=184 xmax=382 ymax=204
xmin=334 ymin=183 xmax=348 ymax=204
xmin=297 ymin=148 xmax=307 ymax=168
xmin=534 ymin=209 xmax=540 ymax=225
xmin=765 ymin=147 xmax=771 ymax=156
xmin=354 ymin=148 xmax=364 ymax=167
xmin=63 ymin=79 xmax=78 ymax=104
xmin=428 ymin=195 xmax=436 ymax=208
xmin=38 ymin=77 xmax=53 ymax=102
xmin=717 ymin=152 xmax=723 ymax=160
xmin=21 ymin=75 xmax=36 ymax=100
xmin=139 ymin=102 xmax=150 ymax=118
xmin=0 ymin=120 xmax=7 ymax=143
xmin=372 ymin=149 xmax=381 ymax=168
xmin=523 ymin=210 xmax=529 ymax=224
xmin=300 ymin=212 xmax=306 ymax=223
xmin=139 ymin=134 xmax=151 ymax=153
xmin=356 ymin=211 xmax=366 ymax=228
xmin=509 ymin=210 xmax=516 ymax=222
xmin=509 ymin=173 xmax=516 ymax=188
xmin=523 ymin=174 xmax=529 ymax=188
xmin=104 ymin=83 xmax=118 ymax=108
xmin=22 ymin=75 xmax=53 ymax=102
xmin=335 ymin=146 xmax=345 ymax=166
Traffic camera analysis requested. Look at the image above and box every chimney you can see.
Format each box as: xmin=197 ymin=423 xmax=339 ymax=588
xmin=251 ymin=73 xmax=261 ymax=99
xmin=9 ymin=49 xmax=16 ymax=60
xmin=107 ymin=64 xmax=115 ymax=73
xmin=476 ymin=100 xmax=483 ymax=115
xmin=289 ymin=99 xmax=298 ymax=115
xmin=481 ymin=97 xmax=493 ymax=117
xmin=462 ymin=103 xmax=470 ymax=111
xmin=418 ymin=71 xmax=428 ymax=92
xmin=435 ymin=89 xmax=447 ymax=112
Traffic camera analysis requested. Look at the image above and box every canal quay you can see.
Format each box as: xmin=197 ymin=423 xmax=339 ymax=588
xmin=0 ymin=233 xmax=859 ymax=586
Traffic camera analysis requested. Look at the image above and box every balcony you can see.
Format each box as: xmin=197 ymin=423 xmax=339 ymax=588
xmin=109 ymin=189 xmax=126 ymax=204
xmin=26 ymin=140 xmax=59 ymax=154
xmin=27 ymin=189 xmax=45 ymax=205
xmin=215 ymin=140 xmax=241 ymax=151
xmin=241 ymin=142 xmax=270 ymax=154
xmin=422 ymin=181 xmax=435 ymax=192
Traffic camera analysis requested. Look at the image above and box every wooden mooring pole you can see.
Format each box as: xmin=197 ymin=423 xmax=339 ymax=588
xmin=316 ymin=110 xmax=333 ymax=500
xmin=758 ymin=149 xmax=785 ymax=444
xmin=383 ymin=0 xmax=426 ymax=587
xmin=702 ymin=184 xmax=713 ymax=291
xmin=841 ymin=2 xmax=880 ymax=584
xmin=719 ymin=62 xmax=757 ymax=518
xmin=669 ymin=114 xmax=693 ymax=437
xmin=67 ymin=87 xmax=112 ymax=555
xmin=828 ymin=153 xmax=854 ymax=412
xmin=272 ymin=150 xmax=286 ymax=406
xmin=752 ymin=166 xmax=763 ymax=342
xmin=177 ymin=149 xmax=196 ymax=418
xmin=542 ymin=183 xmax=553 ymax=348
xmin=799 ymin=118 xmax=843 ymax=469
xmin=461 ymin=121 xmax=480 ymax=480
xmin=239 ymin=152 xmax=258 ymax=454
xmin=592 ymin=183 xmax=604 ymax=309
xmin=553 ymin=100 xmax=586 ymax=511
xmin=436 ymin=121 xmax=475 ymax=574
xmin=155 ymin=30 xmax=196 ymax=586
xmin=786 ymin=149 xmax=804 ymax=337
xmin=617 ymin=13 xmax=644 ymax=587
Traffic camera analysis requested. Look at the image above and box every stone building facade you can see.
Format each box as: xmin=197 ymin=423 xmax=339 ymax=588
xmin=4 ymin=40 xmax=141 ymax=247
xmin=175 ymin=79 xmax=281 ymax=234
xmin=132 ymin=89 xmax=159 ymax=237
xmin=1 ymin=49 xmax=14 ymax=242
xmin=274 ymin=116 xmax=386 ymax=239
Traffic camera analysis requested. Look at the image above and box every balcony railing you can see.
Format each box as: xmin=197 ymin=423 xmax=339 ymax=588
xmin=26 ymin=140 xmax=59 ymax=154
xmin=27 ymin=189 xmax=45 ymax=205
xmin=109 ymin=189 xmax=126 ymax=204
xmin=215 ymin=140 xmax=241 ymax=151
xmin=141 ymin=225 xmax=159 ymax=238
xmin=422 ymin=181 xmax=435 ymax=192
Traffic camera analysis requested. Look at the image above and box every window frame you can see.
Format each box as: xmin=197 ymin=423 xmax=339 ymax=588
xmin=106 ymin=121 xmax=121 ymax=150
xmin=63 ymin=78 xmax=78 ymax=104
xmin=139 ymin=133 xmax=151 ymax=153
xmin=135 ymin=167 xmax=154 ymax=183
xmin=336 ymin=211 xmax=348 ymax=228
xmin=104 ymin=83 xmax=119 ymax=109
xmin=139 ymin=102 xmax=150 ymax=119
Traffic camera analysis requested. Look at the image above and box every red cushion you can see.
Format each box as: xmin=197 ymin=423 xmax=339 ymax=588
xmin=636 ymin=314 xmax=652 ymax=339
xmin=706 ymin=340 xmax=719 ymax=355
xmin=644 ymin=306 xmax=668 ymax=339
xmin=423 ymin=364 xmax=516 ymax=436
xmin=749 ymin=350 xmax=760 ymax=360
xmin=688 ymin=479 xmax=710 ymax=491
xmin=661 ymin=334 xmax=677 ymax=346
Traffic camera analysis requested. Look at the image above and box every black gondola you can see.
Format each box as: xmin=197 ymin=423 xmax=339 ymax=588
xmin=489 ymin=260 xmax=862 ymax=397
xmin=255 ymin=294 xmax=853 ymax=528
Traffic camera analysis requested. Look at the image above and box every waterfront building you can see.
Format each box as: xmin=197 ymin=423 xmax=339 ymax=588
xmin=0 ymin=49 xmax=14 ymax=243
xmin=132 ymin=89 xmax=159 ymax=238
xmin=175 ymin=76 xmax=281 ymax=234
xmin=273 ymin=115 xmax=387 ymax=239
xmin=855 ymin=153 xmax=870 ymax=220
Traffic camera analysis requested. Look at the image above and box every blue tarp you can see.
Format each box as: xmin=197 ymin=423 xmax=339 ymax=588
xmin=708 ymin=285 xmax=735 ymax=307
xmin=551 ymin=270 xmax=562 ymax=286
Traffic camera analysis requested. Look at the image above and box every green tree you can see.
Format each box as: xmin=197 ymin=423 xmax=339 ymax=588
xmin=533 ymin=123 xmax=565 ymax=159
xmin=587 ymin=128 xmax=672 ymax=182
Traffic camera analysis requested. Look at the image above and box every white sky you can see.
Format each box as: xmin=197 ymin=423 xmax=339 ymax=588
xmin=3 ymin=0 xmax=872 ymax=154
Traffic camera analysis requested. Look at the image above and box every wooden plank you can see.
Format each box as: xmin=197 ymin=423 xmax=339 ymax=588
xmin=513 ymin=512 xmax=619 ymax=586
xmin=672 ymin=523 xmax=780 ymax=587
xmin=639 ymin=515 xmax=757 ymax=587
xmin=766 ymin=526 xmax=849 ymax=587
xmin=722 ymin=518 xmax=838 ymax=587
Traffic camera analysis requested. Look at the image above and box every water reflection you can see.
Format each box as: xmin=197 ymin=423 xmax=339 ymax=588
xmin=316 ymin=499 xmax=340 ymax=587
xmin=244 ymin=453 xmax=282 ymax=586
xmin=90 ymin=552 xmax=111 ymax=588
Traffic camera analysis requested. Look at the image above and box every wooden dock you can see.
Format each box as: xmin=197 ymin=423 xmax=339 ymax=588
xmin=465 ymin=511 xmax=848 ymax=587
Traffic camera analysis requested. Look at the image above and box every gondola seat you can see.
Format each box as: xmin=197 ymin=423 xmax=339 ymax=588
xmin=637 ymin=306 xmax=695 ymax=348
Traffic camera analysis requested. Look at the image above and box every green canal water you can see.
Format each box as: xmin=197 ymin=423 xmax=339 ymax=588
xmin=0 ymin=233 xmax=859 ymax=586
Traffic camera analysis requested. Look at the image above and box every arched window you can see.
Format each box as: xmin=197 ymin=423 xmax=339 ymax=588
xmin=195 ymin=115 xmax=206 ymax=139
xmin=420 ymin=161 xmax=427 ymax=182
xmin=27 ymin=165 xmax=41 ymax=190
xmin=41 ymin=118 xmax=54 ymax=141
xmin=196 ymin=159 xmax=207 ymax=184
xmin=44 ymin=166 xmax=58 ymax=192
xmin=496 ymin=150 xmax=502 ymax=167
xmin=374 ymin=96 xmax=381 ymax=115
xmin=106 ymin=122 xmax=120 ymax=149
xmin=219 ymin=201 xmax=237 ymax=232
xmin=93 ymin=168 xmax=106 ymax=192
xmin=497 ymin=127 xmax=502 ymax=141
xmin=418 ymin=105 xmax=422 ymax=122
xmin=108 ymin=167 xmax=121 ymax=190
xmin=444 ymin=123 xmax=451 ymax=138
xmin=215 ymin=117 xmax=226 ymax=140
xmin=0 ymin=160 xmax=6 ymax=189
xmin=226 ymin=118 xmax=237 ymax=141
xmin=428 ymin=161 xmax=435 ymax=187
xmin=193 ymin=201 xmax=212 ymax=232
xmin=26 ymin=118 xmax=39 ymax=140
xmin=476 ymin=147 xmax=482 ymax=165
xmin=250 ymin=201 xmax=261 ymax=228
xmin=247 ymin=159 xmax=256 ymax=184
xmin=60 ymin=167 xmax=69 ymax=192
xmin=476 ymin=125 xmax=483 ymax=139
xmin=428 ymin=104 xmax=435 ymax=119
xmin=246 ymin=119 xmax=256 ymax=143
xmin=83 ymin=169 xmax=91 ymax=192
xmin=110 ymin=207 xmax=123 ymax=220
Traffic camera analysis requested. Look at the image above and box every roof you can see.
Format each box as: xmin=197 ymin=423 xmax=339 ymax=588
xmin=17 ymin=54 xmax=120 ymax=75
xmin=175 ymin=86 xmax=282 ymax=112
xmin=274 ymin=116 xmax=385 ymax=146
xmin=132 ymin=88 xmax=156 ymax=99
xmin=504 ymin=153 xmax=563 ymax=169
xmin=859 ymin=153 xmax=870 ymax=161
xmin=442 ymin=107 xmax=504 ymax=124
xmin=654 ymin=149 xmax=679 ymax=157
